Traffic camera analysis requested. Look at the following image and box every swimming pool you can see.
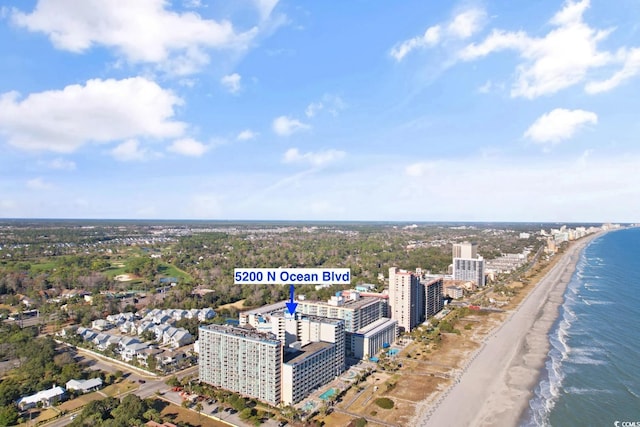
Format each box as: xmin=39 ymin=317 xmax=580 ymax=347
xmin=319 ymin=388 xmax=337 ymax=401
xmin=388 ymin=348 xmax=400 ymax=356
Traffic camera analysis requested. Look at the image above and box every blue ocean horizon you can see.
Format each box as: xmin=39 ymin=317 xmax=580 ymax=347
xmin=524 ymin=228 xmax=640 ymax=426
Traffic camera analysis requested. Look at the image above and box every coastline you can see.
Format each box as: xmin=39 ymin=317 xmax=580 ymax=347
xmin=417 ymin=232 xmax=602 ymax=427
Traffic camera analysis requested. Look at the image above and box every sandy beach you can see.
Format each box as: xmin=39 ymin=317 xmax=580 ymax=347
xmin=416 ymin=234 xmax=601 ymax=427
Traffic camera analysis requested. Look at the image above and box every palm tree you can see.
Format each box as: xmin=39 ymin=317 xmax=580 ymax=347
xmin=195 ymin=402 xmax=203 ymax=424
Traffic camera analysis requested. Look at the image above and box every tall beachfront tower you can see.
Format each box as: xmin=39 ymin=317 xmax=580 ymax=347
xmin=199 ymin=325 xmax=282 ymax=406
xmin=452 ymin=241 xmax=478 ymax=259
xmin=388 ymin=267 xmax=424 ymax=332
xmin=424 ymin=277 xmax=444 ymax=318
xmin=453 ymin=257 xmax=486 ymax=286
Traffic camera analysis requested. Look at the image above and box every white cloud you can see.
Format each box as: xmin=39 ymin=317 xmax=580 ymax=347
xmin=524 ymin=108 xmax=597 ymax=144
xmin=237 ymin=129 xmax=258 ymax=141
xmin=586 ymin=47 xmax=640 ymax=94
xmin=0 ymin=77 xmax=185 ymax=153
xmin=254 ymin=0 xmax=279 ymax=21
xmin=12 ymin=0 xmax=258 ymax=75
xmin=305 ymin=102 xmax=323 ymax=118
xmin=46 ymin=157 xmax=76 ymax=170
xmin=447 ymin=8 xmax=486 ymax=39
xmin=272 ymin=116 xmax=310 ymax=136
xmin=477 ymin=80 xmax=492 ymax=94
xmin=183 ymin=0 xmax=203 ymax=8
xmin=405 ymin=162 xmax=438 ymax=177
xmin=459 ymin=0 xmax=614 ymax=98
xmin=189 ymin=194 xmax=222 ymax=218
xmin=167 ymin=138 xmax=209 ymax=157
xmin=390 ymin=7 xmax=486 ymax=61
xmin=221 ymin=73 xmax=242 ymax=93
xmin=26 ymin=177 xmax=53 ymax=190
xmin=390 ymin=25 xmax=441 ymax=61
xmin=0 ymin=199 xmax=16 ymax=210
xmin=111 ymin=139 xmax=150 ymax=161
xmin=282 ymin=148 xmax=345 ymax=167
xmin=305 ymin=94 xmax=346 ymax=118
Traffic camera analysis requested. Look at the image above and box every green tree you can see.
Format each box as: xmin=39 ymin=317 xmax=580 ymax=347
xmin=112 ymin=394 xmax=147 ymax=423
xmin=0 ymin=404 xmax=19 ymax=427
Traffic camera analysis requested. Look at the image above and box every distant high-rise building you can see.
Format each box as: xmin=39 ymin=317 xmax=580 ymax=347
xmin=199 ymin=325 xmax=282 ymax=406
xmin=424 ymin=278 xmax=444 ymax=318
xmin=452 ymin=242 xmax=478 ymax=259
xmin=297 ymin=293 xmax=387 ymax=333
xmin=388 ymin=267 xmax=424 ymax=332
xmin=453 ymin=257 xmax=486 ymax=286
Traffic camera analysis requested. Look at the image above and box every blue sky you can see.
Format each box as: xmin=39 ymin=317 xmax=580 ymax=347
xmin=1 ymin=0 xmax=639 ymax=222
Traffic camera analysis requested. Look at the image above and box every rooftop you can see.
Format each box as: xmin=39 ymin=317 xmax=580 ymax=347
xmin=200 ymin=324 xmax=280 ymax=345
xmin=242 ymin=300 xmax=288 ymax=316
xmin=283 ymin=341 xmax=333 ymax=365
xmin=355 ymin=318 xmax=397 ymax=337
xmin=299 ymin=295 xmax=383 ymax=310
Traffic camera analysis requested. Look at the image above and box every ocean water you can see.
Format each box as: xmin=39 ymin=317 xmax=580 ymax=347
xmin=524 ymin=228 xmax=640 ymax=426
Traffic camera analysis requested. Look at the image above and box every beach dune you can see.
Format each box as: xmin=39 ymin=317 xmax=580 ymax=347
xmin=417 ymin=235 xmax=597 ymax=427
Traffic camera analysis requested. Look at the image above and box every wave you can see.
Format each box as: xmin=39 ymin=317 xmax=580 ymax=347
xmin=525 ymin=229 xmax=640 ymax=426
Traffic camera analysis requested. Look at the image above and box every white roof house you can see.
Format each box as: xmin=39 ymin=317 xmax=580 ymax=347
xmin=17 ymin=385 xmax=65 ymax=410
xmin=65 ymin=378 xmax=103 ymax=393
xmin=198 ymin=308 xmax=216 ymax=321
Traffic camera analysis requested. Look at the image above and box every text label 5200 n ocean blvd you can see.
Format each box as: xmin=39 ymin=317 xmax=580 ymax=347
xmin=234 ymin=268 xmax=351 ymax=285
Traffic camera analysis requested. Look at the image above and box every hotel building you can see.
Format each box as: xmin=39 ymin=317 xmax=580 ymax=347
xmin=198 ymin=324 xmax=282 ymax=406
xmin=424 ymin=277 xmax=444 ymax=318
xmin=388 ymin=267 xmax=424 ymax=332
xmin=453 ymin=257 xmax=486 ymax=287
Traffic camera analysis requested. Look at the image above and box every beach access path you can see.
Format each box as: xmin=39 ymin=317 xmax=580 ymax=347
xmin=418 ymin=234 xmax=599 ymax=427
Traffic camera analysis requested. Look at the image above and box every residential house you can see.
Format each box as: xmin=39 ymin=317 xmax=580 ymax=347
xmin=138 ymin=347 xmax=163 ymax=367
xmin=164 ymin=328 xmax=193 ymax=348
xmin=160 ymin=349 xmax=186 ymax=366
xmin=137 ymin=321 xmax=154 ymax=336
xmin=152 ymin=313 xmax=172 ymax=325
xmin=91 ymin=319 xmax=113 ymax=331
xmin=198 ymin=308 xmax=216 ymax=322
xmin=17 ymin=385 xmax=65 ymax=410
xmin=65 ymin=378 xmax=103 ymax=393
xmin=121 ymin=342 xmax=149 ymax=362
xmin=118 ymin=336 xmax=140 ymax=352
xmin=153 ymin=324 xmax=171 ymax=341
xmin=93 ymin=333 xmax=111 ymax=350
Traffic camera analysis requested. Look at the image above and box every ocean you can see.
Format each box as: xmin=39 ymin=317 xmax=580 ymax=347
xmin=524 ymin=228 xmax=640 ymax=426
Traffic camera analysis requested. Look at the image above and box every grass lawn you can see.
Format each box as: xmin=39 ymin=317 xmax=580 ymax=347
xmin=102 ymin=380 xmax=138 ymax=397
xmin=103 ymin=266 xmax=128 ymax=279
xmin=58 ymin=391 xmax=105 ymax=412
xmin=157 ymin=263 xmax=193 ymax=283
xmin=21 ymin=408 xmax=58 ymax=426
xmin=29 ymin=260 xmax=57 ymax=274
xmin=151 ymin=399 xmax=230 ymax=427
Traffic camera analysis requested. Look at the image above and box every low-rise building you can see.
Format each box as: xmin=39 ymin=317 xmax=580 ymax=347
xmin=65 ymin=378 xmax=103 ymax=393
xmin=444 ymin=286 xmax=464 ymax=299
xmin=17 ymin=386 xmax=65 ymax=410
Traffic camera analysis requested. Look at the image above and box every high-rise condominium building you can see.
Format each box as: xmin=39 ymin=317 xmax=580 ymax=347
xmin=424 ymin=277 xmax=444 ymax=318
xmin=452 ymin=242 xmax=478 ymax=259
xmin=453 ymin=257 xmax=486 ymax=287
xmin=297 ymin=293 xmax=387 ymax=333
xmin=388 ymin=267 xmax=424 ymax=332
xmin=199 ymin=325 xmax=282 ymax=406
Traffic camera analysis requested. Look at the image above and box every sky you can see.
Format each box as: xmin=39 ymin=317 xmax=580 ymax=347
xmin=1 ymin=0 xmax=639 ymax=222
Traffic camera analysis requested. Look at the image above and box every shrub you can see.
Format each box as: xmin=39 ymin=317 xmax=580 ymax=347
xmin=374 ymin=398 xmax=394 ymax=409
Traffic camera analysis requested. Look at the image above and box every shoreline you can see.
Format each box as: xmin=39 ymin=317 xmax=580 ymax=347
xmin=417 ymin=232 xmax=602 ymax=427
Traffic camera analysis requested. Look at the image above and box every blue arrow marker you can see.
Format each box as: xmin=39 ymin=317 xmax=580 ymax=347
xmin=286 ymin=284 xmax=298 ymax=315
